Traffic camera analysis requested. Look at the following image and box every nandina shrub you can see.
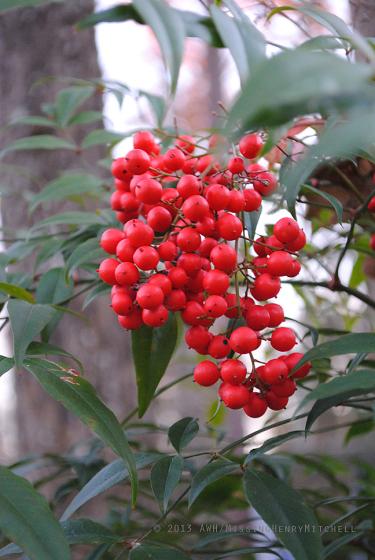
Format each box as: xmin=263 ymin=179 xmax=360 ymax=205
xmin=0 ymin=2 xmax=375 ymax=560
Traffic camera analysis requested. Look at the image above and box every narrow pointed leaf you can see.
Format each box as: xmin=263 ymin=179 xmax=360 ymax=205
xmin=168 ymin=417 xmax=199 ymax=453
xmin=1 ymin=135 xmax=76 ymax=156
xmin=0 ymin=282 xmax=35 ymax=303
xmin=189 ymin=459 xmax=239 ymax=507
xmin=31 ymin=173 xmax=103 ymax=211
xmin=150 ymin=455 xmax=183 ymax=513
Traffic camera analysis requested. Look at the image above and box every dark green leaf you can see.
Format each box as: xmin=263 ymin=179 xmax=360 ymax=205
xmin=244 ymin=208 xmax=261 ymax=238
xmin=302 ymin=184 xmax=343 ymax=224
xmin=349 ymin=254 xmax=366 ymax=289
xmin=36 ymin=268 xmax=73 ymax=304
xmin=61 ymin=452 xmax=160 ymax=521
xmin=246 ymin=431 xmax=305 ymax=464
xmin=189 ymin=459 xmax=239 ymax=507
xmin=10 ymin=115 xmax=56 ymax=127
xmin=0 ymin=282 xmax=35 ymax=303
xmin=0 ymin=356 xmax=14 ymax=377
xmin=31 ymin=173 xmax=103 ymax=211
xmin=168 ymin=416 xmax=199 ymax=453
xmin=227 ymin=51 xmax=372 ymax=132
xmin=61 ymin=519 xmax=121 ymax=545
xmin=322 ymin=531 xmax=366 ymax=558
xmin=132 ymin=313 xmax=178 ymax=416
xmin=32 ymin=211 xmax=105 ymax=229
xmin=66 ymin=239 xmax=105 ymax=276
xmin=81 ymin=129 xmax=125 ymax=148
xmin=150 ymin=455 xmax=183 ymax=513
xmin=133 ymin=0 xmax=184 ymax=93
xmin=26 ymin=341 xmax=83 ymax=373
xmin=55 ymin=86 xmax=95 ymax=126
xmin=129 ymin=544 xmax=190 ymax=559
xmin=244 ymin=469 xmax=322 ymax=560
xmin=82 ymin=283 xmax=111 ymax=309
xmin=299 ymin=369 xmax=375 ymax=413
xmin=305 ymin=390 xmax=369 ymax=433
xmin=1 ymin=135 xmax=76 ymax=156
xmin=8 ymin=300 xmax=56 ymax=367
xmin=345 ymin=419 xmax=374 ymax=445
xmin=69 ymin=110 xmax=103 ymax=126
xmin=77 ymin=5 xmax=143 ymax=28
xmin=0 ymin=466 xmax=70 ymax=560
xmin=25 ymin=358 xmax=138 ymax=505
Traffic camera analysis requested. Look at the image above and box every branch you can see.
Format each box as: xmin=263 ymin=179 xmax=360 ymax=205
xmin=283 ymin=279 xmax=375 ymax=310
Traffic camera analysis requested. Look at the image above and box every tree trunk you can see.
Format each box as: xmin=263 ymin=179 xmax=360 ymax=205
xmin=0 ymin=1 xmax=135 ymax=459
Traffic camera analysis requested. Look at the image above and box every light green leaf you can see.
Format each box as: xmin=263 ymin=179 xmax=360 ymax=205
xmin=189 ymin=459 xmax=239 ymax=507
xmin=36 ymin=268 xmax=73 ymax=305
xmin=244 ymin=208 xmax=261 ymax=238
xmin=61 ymin=453 xmax=159 ymax=521
xmin=344 ymin=419 xmax=374 ymax=445
xmin=61 ymin=519 xmax=121 ymax=545
xmin=168 ymin=417 xmax=199 ymax=454
xmin=129 ymin=545 xmax=190 ymax=560
xmin=31 ymin=173 xmax=104 ymax=211
xmin=32 ymin=211 xmax=105 ymax=230
xmin=302 ymin=184 xmax=343 ymax=224
xmin=55 ymin=86 xmax=95 ymax=126
xmin=133 ymin=0 xmax=184 ymax=93
xmin=0 ymin=282 xmax=35 ymax=303
xmin=245 ymin=431 xmax=305 ymax=464
xmin=8 ymin=300 xmax=56 ymax=367
xmin=150 ymin=455 xmax=183 ymax=513
xmin=10 ymin=115 xmax=56 ymax=127
xmin=1 ymin=135 xmax=76 ymax=156
xmin=66 ymin=238 xmax=105 ymax=276
xmin=227 ymin=51 xmax=372 ymax=132
xmin=0 ymin=466 xmax=70 ymax=560
xmin=349 ymin=254 xmax=366 ymax=289
xmin=82 ymin=283 xmax=111 ymax=310
xmin=69 ymin=110 xmax=103 ymax=126
xmin=81 ymin=129 xmax=125 ymax=148
xmin=244 ymin=469 xmax=322 ymax=560
xmin=25 ymin=358 xmax=138 ymax=506
xmin=132 ymin=313 xmax=178 ymax=417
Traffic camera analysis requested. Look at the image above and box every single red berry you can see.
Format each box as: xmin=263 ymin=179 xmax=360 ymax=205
xmin=204 ymin=295 xmax=228 ymax=318
xmin=225 ymin=293 xmax=240 ymax=318
xmin=210 ymin=244 xmax=237 ymax=273
xmin=245 ymin=305 xmax=270 ymax=330
xmin=177 ymin=174 xmax=201 ymax=199
xmin=136 ymin=284 xmax=164 ymax=309
xmin=208 ymin=335 xmax=230 ymax=359
xmin=133 ymin=130 xmax=155 ymax=154
xmin=149 ymin=273 xmax=172 ymax=295
xmin=142 ymin=305 xmax=169 ymax=327
xmin=115 ymin=262 xmax=140 ymax=286
xmin=265 ymin=391 xmax=288 ymax=410
xmin=111 ymin=158 xmax=132 ymax=181
xmin=243 ymin=189 xmax=262 ymax=212
xmin=264 ymin=303 xmax=284 ymax=327
xmin=229 ymin=326 xmax=258 ymax=354
xmin=206 ymin=184 xmax=230 ymax=211
xmin=100 ymin=229 xmax=125 ymax=254
xmin=133 ymin=246 xmax=159 ymax=270
xmin=226 ymin=190 xmax=246 ymax=213
xmin=251 ymin=273 xmax=281 ymax=301
xmin=121 ymin=192 xmax=140 ymax=212
xmin=220 ymin=383 xmax=250 ymax=409
xmin=271 ymin=327 xmax=296 ymax=351
xmin=110 ymin=191 xmax=123 ymax=211
xmin=203 ymin=269 xmax=230 ymax=295
xmin=134 ymin=177 xmax=162 ymax=204
xmin=165 ymin=289 xmax=187 ymax=311
xmin=182 ymin=195 xmax=210 ymax=222
xmin=243 ymin=393 xmax=268 ymax=418
xmin=272 ymin=379 xmax=297 ymax=397
xmin=125 ymin=220 xmax=154 ymax=248
xmin=98 ymin=258 xmax=119 ymax=285
xmin=267 ymin=251 xmax=295 ymax=277
xmin=287 ymin=260 xmax=301 ymax=277
xmin=116 ymin=239 xmax=135 ymax=262
xmin=220 ymin=359 xmax=247 ymax=385
xmin=178 ymin=253 xmax=202 ymax=275
xmin=158 ymin=240 xmax=178 ymax=261
xmin=185 ymin=325 xmax=212 ymax=354
xmin=125 ymin=149 xmax=150 ymax=175
xmin=274 ymin=217 xmax=300 ymax=244
xmin=163 ymin=147 xmax=186 ymax=171
xmin=111 ymin=292 xmax=133 ymax=315
xmin=261 ymin=358 xmax=289 ymax=385
xmin=368 ymin=196 xmax=375 ymax=212
xmin=217 ymin=213 xmax=243 ymax=241
xmin=176 ymin=134 xmax=195 ymax=154
xmin=168 ymin=266 xmax=189 ymax=288
xmin=199 ymin=237 xmax=218 ymax=258
xmin=118 ymin=307 xmax=143 ymax=330
xmin=239 ymin=133 xmax=264 ymax=159
xmin=286 ymin=229 xmax=306 ymax=252
xmin=252 ymin=171 xmax=277 ymax=196
xmin=176 ymin=227 xmax=201 ymax=252
xmin=194 ymin=360 xmax=220 ymax=386
xmin=181 ymin=301 xmax=206 ymax=326
xmin=228 ymin=157 xmax=245 ymax=174
xmin=147 ymin=206 xmax=172 ymax=232
xmin=284 ymin=352 xmax=311 ymax=379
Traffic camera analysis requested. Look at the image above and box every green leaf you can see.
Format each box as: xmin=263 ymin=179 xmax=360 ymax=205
xmin=245 ymin=431 xmax=305 ymax=464
xmin=26 ymin=341 xmax=83 ymax=373
xmin=36 ymin=268 xmax=73 ymax=305
xmin=349 ymin=254 xmax=366 ymax=289
xmin=244 ymin=469 xmax=322 ymax=560
xmin=189 ymin=459 xmax=239 ymax=507
xmin=55 ymin=86 xmax=95 ymax=127
xmin=82 ymin=283 xmax=111 ymax=310
xmin=168 ymin=416 xmax=199 ymax=454
xmin=133 ymin=0 xmax=184 ymax=93
xmin=10 ymin=115 xmax=56 ymax=127
xmin=61 ymin=453 xmax=159 ymax=521
xmin=322 ymin=530 xmax=366 ymax=559
xmin=0 ymin=356 xmax=14 ymax=377
xmin=25 ymin=358 xmax=138 ymax=506
xmin=244 ymin=208 xmax=261 ymax=238
xmin=61 ymin=519 xmax=121 ymax=545
xmin=32 ymin=211 xmax=105 ymax=230
xmin=132 ymin=313 xmax=177 ymax=417
xmin=81 ymin=129 xmax=125 ymax=148
xmin=299 ymin=369 xmax=375 ymax=413
xmin=305 ymin=390 xmax=369 ymax=433
xmin=8 ymin=301 xmax=56 ymax=367
xmin=299 ymin=35 xmax=349 ymax=52
xmin=66 ymin=238 xmax=105 ymax=276
xmin=129 ymin=545 xmax=190 ymax=560
xmin=0 ymin=0 xmax=62 ymax=11
xmin=150 ymin=455 xmax=183 ymax=513
xmin=295 ymin=333 xmax=375 ymax=370
xmin=68 ymin=110 xmax=103 ymax=126
xmin=1 ymin=135 xmax=76 ymax=156
xmin=227 ymin=51 xmax=372 ymax=132
xmin=31 ymin=173 xmax=104 ymax=211
xmin=344 ymin=419 xmax=374 ymax=445
xmin=302 ymin=184 xmax=343 ymax=224
xmin=139 ymin=90 xmax=166 ymax=126
xmin=0 ymin=466 xmax=70 ymax=560
xmin=77 ymin=5 xmax=143 ymax=27
xmin=282 ymin=113 xmax=375 ymax=212
xmin=0 ymin=282 xmax=35 ymax=303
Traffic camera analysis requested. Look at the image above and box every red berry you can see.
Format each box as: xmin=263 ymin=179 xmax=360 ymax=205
xmin=111 ymin=292 xmax=133 ymax=315
xmin=177 ymin=174 xmax=201 ymax=198
xmin=121 ymin=192 xmax=140 ymax=212
xmin=267 ymin=251 xmax=295 ymax=276
xmin=199 ymin=237 xmax=218 ymax=258
xmin=176 ymin=227 xmax=201 ymax=252
xmin=194 ymin=360 xmax=220 ymax=386
xmin=125 ymin=149 xmax=150 ymax=175
xmin=368 ymin=196 xmax=375 ymax=212
xmin=111 ymin=158 xmax=132 ymax=181
xmin=182 ymin=195 xmax=210 ymax=222
xmin=286 ymin=229 xmax=306 ymax=252
xmin=220 ymin=383 xmax=250 ymax=409
xmin=284 ymin=352 xmax=311 ymax=379
xmin=125 ymin=220 xmax=154 ymax=248
xmin=274 ymin=217 xmax=300 ymax=244
xmin=149 ymin=273 xmax=172 ymax=295
xmin=220 ymin=359 xmax=247 ymax=385
xmin=178 ymin=253 xmax=202 ymax=275
xmin=272 ymin=379 xmax=297 ymax=397
xmin=134 ymin=177 xmax=162 ymax=204
xmin=245 ymin=305 xmax=270 ymax=330
xmin=228 ymin=157 xmax=245 ymax=174
xmin=251 ymin=273 xmax=281 ymax=301
xmin=217 ymin=213 xmax=243 ymax=241
xmin=165 ymin=289 xmax=187 ymax=311
xmin=115 ymin=262 xmax=140 ymax=286
xmin=226 ymin=190 xmax=246 ymax=213
xmin=110 ymin=191 xmax=123 ymax=211
xmin=243 ymin=393 xmax=267 ymax=417
xmin=203 ymin=270 xmax=230 ymax=295
xmin=133 ymin=130 xmax=155 ymax=154
xmin=265 ymin=391 xmax=288 ymax=410
xmin=208 ymin=335 xmax=230 ymax=359
xmin=176 ymin=135 xmax=195 ymax=154
xmin=136 ymin=284 xmax=164 ymax=309
xmin=181 ymin=301 xmax=205 ymax=325
xmin=158 ymin=241 xmax=178 ymax=261
xmin=252 ymin=171 xmax=277 ymax=196
xmin=185 ymin=325 xmax=212 ymax=354
xmin=271 ymin=327 xmax=296 ymax=351
xmin=206 ymin=184 xmax=230 ymax=211
xmin=142 ymin=305 xmax=168 ymax=327
xmin=118 ymin=307 xmax=143 ymax=330
xmin=163 ymin=148 xmax=186 ymax=171
xmin=116 ymin=239 xmax=135 ymax=262
xmin=147 ymin=206 xmax=172 ymax=232
xmin=98 ymin=258 xmax=119 ymax=285
xmin=264 ymin=303 xmax=284 ymax=327
xmin=168 ymin=266 xmax=189 ymax=288
xmin=100 ymin=229 xmax=125 ymax=254
xmin=243 ymin=189 xmax=262 ymax=212
xmin=210 ymin=244 xmax=237 ymax=273
xmin=239 ymin=133 xmax=263 ymax=159
xmin=133 ymin=246 xmax=159 ymax=270
xmin=229 ymin=326 xmax=258 ymax=354
xmin=261 ymin=358 xmax=289 ymax=385
xmin=225 ymin=293 xmax=240 ymax=318
xmin=204 ymin=295 xmax=228 ymax=318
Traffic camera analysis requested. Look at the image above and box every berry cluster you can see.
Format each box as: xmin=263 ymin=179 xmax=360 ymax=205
xmin=98 ymin=130 xmax=311 ymax=418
